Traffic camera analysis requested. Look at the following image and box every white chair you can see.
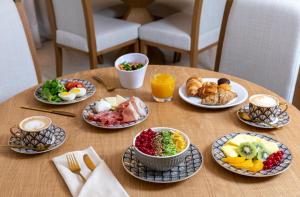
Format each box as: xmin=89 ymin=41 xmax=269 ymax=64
xmin=139 ymin=0 xmax=226 ymax=67
xmin=0 ymin=0 xmax=41 ymax=103
xmin=47 ymin=0 xmax=140 ymax=77
xmin=215 ymin=0 xmax=300 ymax=102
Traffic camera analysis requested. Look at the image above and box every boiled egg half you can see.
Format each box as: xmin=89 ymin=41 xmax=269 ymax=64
xmin=70 ymin=88 xmax=86 ymax=97
xmin=58 ymin=92 xmax=76 ymax=101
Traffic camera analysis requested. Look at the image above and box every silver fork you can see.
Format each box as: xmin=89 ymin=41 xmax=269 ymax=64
xmin=66 ymin=154 xmax=86 ymax=182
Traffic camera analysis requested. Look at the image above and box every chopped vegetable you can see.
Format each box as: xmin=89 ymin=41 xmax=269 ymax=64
xmin=41 ymin=79 xmax=66 ymax=102
xmin=119 ymin=62 xmax=144 ymax=71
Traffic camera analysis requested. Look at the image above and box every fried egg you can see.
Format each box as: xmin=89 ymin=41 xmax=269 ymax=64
xmin=70 ymin=88 xmax=86 ymax=97
xmin=58 ymin=92 xmax=76 ymax=101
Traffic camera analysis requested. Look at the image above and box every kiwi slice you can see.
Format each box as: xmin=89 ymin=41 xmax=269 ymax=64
xmin=252 ymin=142 xmax=265 ymax=151
xmin=257 ymin=149 xmax=270 ymax=161
xmin=238 ymin=142 xmax=257 ymax=159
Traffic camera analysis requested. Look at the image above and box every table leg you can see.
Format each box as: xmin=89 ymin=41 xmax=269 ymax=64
xmin=124 ymin=7 xmax=153 ymax=24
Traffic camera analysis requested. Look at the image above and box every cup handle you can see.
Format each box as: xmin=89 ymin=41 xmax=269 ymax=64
xmin=278 ymin=102 xmax=288 ymax=115
xmin=10 ymin=126 xmax=22 ymax=138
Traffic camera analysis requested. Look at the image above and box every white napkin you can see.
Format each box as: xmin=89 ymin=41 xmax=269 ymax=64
xmin=52 ymin=147 xmax=129 ymax=197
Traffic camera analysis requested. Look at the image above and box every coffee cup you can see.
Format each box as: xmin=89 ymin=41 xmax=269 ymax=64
xmin=10 ymin=116 xmax=54 ymax=148
xmin=248 ymin=94 xmax=288 ymax=124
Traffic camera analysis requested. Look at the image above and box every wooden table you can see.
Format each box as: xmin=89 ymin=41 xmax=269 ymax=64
xmin=122 ymin=0 xmax=154 ymax=24
xmin=1 ymin=65 xmax=300 ymax=196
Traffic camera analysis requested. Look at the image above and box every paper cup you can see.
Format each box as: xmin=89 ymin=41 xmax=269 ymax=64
xmin=115 ymin=53 xmax=149 ymax=89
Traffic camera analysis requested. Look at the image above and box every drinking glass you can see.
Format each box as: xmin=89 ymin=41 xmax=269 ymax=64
xmin=151 ymin=73 xmax=175 ymax=102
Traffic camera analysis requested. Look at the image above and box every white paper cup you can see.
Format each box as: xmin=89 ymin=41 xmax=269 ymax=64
xmin=115 ymin=53 xmax=149 ymax=89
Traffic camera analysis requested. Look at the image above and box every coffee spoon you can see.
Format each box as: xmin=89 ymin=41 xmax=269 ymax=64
xmin=238 ymin=112 xmax=278 ymax=129
xmin=0 ymin=144 xmax=51 ymax=151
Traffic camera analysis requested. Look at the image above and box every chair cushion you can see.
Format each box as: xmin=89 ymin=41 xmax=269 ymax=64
xmin=139 ymin=12 xmax=220 ymax=51
xmin=56 ymin=15 xmax=140 ymax=52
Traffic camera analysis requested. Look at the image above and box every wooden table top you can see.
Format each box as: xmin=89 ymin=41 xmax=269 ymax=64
xmin=1 ymin=65 xmax=300 ymax=196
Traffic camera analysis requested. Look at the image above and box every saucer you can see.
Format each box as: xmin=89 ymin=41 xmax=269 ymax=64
xmin=8 ymin=125 xmax=66 ymax=154
xmin=237 ymin=105 xmax=290 ymax=129
xmin=122 ymin=144 xmax=203 ymax=183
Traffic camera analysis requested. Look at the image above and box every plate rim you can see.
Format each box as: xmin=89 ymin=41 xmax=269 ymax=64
xmin=237 ymin=105 xmax=291 ymax=129
xmin=8 ymin=125 xmax=67 ymax=155
xmin=122 ymin=144 xmax=204 ymax=183
xmin=211 ymin=131 xmax=293 ymax=177
xmin=34 ymin=78 xmax=96 ymax=105
xmin=178 ymin=78 xmax=248 ymax=109
xmin=82 ymin=97 xmax=149 ymax=129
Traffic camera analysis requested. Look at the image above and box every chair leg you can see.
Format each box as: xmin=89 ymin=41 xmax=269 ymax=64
xmin=55 ymin=45 xmax=63 ymax=77
xmin=190 ymin=51 xmax=198 ymax=67
xmin=134 ymin=41 xmax=140 ymax=53
xmin=173 ymin=52 xmax=182 ymax=63
xmin=97 ymin=55 xmax=103 ymax=64
xmin=89 ymin=52 xmax=98 ymax=70
xmin=140 ymin=41 xmax=148 ymax=55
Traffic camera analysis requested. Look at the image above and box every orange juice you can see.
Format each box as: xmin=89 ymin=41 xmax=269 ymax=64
xmin=151 ymin=74 xmax=175 ymax=102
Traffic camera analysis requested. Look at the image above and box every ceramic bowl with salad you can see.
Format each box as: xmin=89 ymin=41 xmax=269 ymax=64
xmin=115 ymin=53 xmax=149 ymax=89
xmin=34 ymin=79 xmax=96 ymax=105
xmin=133 ymin=127 xmax=190 ymax=171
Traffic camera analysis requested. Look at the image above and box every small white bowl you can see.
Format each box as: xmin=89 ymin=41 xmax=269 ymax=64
xmin=133 ymin=127 xmax=191 ymax=171
xmin=115 ymin=53 xmax=149 ymax=89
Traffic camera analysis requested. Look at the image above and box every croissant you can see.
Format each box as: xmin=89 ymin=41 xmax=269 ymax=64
xmin=186 ymin=77 xmax=202 ymax=96
xmin=198 ymin=82 xmax=218 ymax=98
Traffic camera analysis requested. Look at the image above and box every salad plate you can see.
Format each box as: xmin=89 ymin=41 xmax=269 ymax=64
xmin=212 ymin=132 xmax=292 ymax=177
xmin=8 ymin=125 xmax=66 ymax=155
xmin=237 ymin=105 xmax=290 ymax=129
xmin=34 ymin=79 xmax=96 ymax=105
xmin=82 ymin=95 xmax=149 ymax=129
xmin=179 ymin=78 xmax=248 ymax=109
xmin=122 ymin=144 xmax=203 ymax=183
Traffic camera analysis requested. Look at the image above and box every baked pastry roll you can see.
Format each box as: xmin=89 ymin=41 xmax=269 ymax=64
xmin=186 ymin=77 xmax=202 ymax=96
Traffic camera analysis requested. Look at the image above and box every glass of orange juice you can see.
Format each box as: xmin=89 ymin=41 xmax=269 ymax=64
xmin=151 ymin=73 xmax=176 ymax=102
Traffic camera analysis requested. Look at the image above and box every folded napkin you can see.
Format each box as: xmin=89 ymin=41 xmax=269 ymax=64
xmin=52 ymin=147 xmax=129 ymax=197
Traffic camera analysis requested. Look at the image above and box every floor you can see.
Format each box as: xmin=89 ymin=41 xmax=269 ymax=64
xmin=36 ymin=41 xmax=300 ymax=110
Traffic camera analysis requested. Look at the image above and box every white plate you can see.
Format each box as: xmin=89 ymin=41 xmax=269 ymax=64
xmin=178 ymin=78 xmax=248 ymax=109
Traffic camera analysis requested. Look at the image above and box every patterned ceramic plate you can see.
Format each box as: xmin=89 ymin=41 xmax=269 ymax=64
xmin=178 ymin=78 xmax=248 ymax=109
xmin=8 ymin=125 xmax=67 ymax=154
xmin=34 ymin=79 xmax=96 ymax=105
xmin=82 ymin=98 xmax=149 ymax=129
xmin=237 ymin=105 xmax=290 ymax=129
xmin=122 ymin=144 xmax=203 ymax=183
xmin=212 ymin=132 xmax=292 ymax=177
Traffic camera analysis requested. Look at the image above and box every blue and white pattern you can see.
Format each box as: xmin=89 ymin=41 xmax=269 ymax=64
xmin=212 ymin=132 xmax=292 ymax=177
xmin=34 ymin=79 xmax=96 ymax=105
xmin=237 ymin=105 xmax=290 ymax=129
xmin=8 ymin=125 xmax=66 ymax=154
xmin=82 ymin=99 xmax=149 ymax=129
xmin=122 ymin=144 xmax=203 ymax=183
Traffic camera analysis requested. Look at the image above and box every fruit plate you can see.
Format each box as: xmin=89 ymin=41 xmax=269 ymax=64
xmin=82 ymin=99 xmax=149 ymax=129
xmin=34 ymin=79 xmax=96 ymax=105
xmin=211 ymin=132 xmax=292 ymax=177
xmin=122 ymin=144 xmax=203 ymax=183
xmin=237 ymin=105 xmax=290 ymax=129
xmin=178 ymin=78 xmax=248 ymax=109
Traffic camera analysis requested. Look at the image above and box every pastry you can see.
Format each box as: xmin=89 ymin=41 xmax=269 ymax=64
xmin=198 ymin=82 xmax=218 ymax=98
xmin=218 ymin=88 xmax=237 ymax=105
xmin=219 ymin=83 xmax=231 ymax=91
xmin=218 ymin=78 xmax=230 ymax=85
xmin=186 ymin=77 xmax=203 ymax=96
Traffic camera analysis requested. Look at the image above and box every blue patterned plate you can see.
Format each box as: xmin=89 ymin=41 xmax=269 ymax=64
xmin=212 ymin=132 xmax=292 ymax=177
xmin=122 ymin=144 xmax=203 ymax=183
xmin=8 ymin=125 xmax=67 ymax=155
xmin=34 ymin=79 xmax=96 ymax=105
xmin=82 ymin=97 xmax=149 ymax=129
xmin=237 ymin=105 xmax=290 ymax=129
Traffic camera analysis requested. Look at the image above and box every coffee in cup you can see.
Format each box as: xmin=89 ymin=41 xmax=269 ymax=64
xmin=248 ymin=94 xmax=288 ymax=124
xmin=11 ymin=116 xmax=54 ymax=148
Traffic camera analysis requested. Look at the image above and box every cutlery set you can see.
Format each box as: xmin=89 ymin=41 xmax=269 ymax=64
xmin=66 ymin=153 xmax=96 ymax=182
